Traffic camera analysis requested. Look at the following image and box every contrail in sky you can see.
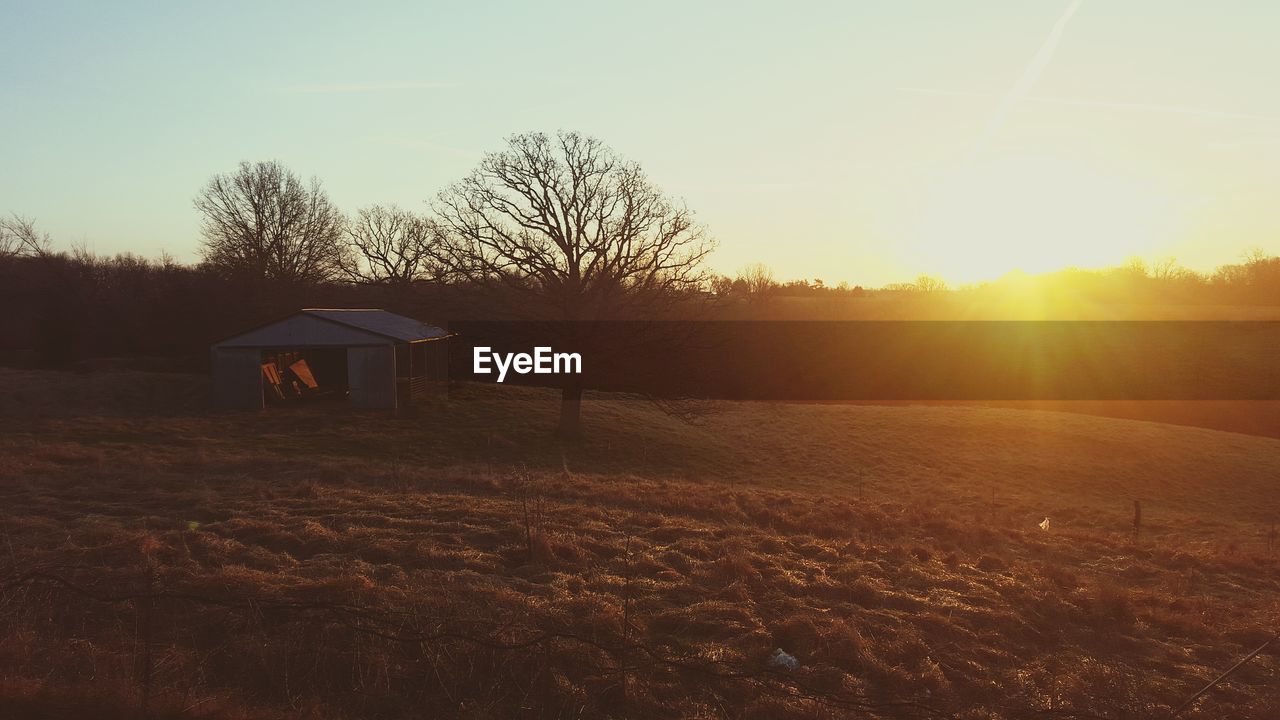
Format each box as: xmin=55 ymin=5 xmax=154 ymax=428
xmin=970 ymin=0 xmax=1084 ymax=159
xmin=285 ymin=81 xmax=455 ymax=94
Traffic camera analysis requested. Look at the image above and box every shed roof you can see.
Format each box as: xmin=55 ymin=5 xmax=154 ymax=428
xmin=301 ymin=309 xmax=447 ymax=343
xmin=214 ymin=309 xmax=447 ymax=348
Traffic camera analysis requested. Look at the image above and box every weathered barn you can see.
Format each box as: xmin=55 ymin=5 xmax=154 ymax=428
xmin=211 ymin=309 xmax=449 ymax=410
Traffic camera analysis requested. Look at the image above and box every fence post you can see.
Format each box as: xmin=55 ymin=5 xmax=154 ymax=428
xmin=138 ymin=560 xmax=155 ymax=720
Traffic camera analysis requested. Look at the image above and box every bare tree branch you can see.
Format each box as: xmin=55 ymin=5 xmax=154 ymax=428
xmin=340 ymin=204 xmax=446 ymax=285
xmin=193 ymin=161 xmax=348 ymax=282
xmin=434 ymin=131 xmax=715 ymax=321
xmin=0 ymin=214 xmax=53 ymax=257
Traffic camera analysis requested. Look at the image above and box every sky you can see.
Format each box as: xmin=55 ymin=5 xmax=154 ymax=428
xmin=2 ymin=0 xmax=1279 ymax=286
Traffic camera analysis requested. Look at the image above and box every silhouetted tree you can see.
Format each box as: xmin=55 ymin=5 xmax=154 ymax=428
xmin=1151 ymin=256 xmax=1184 ymax=281
xmin=737 ymin=262 xmax=776 ymax=300
xmin=913 ymin=274 xmax=949 ymax=293
xmin=435 ymin=130 xmax=713 ymax=438
xmin=0 ymin=214 xmax=52 ymax=257
xmin=194 ymin=161 xmax=347 ymax=282
xmin=708 ymin=274 xmax=735 ymax=296
xmin=340 ymin=204 xmax=444 ymax=285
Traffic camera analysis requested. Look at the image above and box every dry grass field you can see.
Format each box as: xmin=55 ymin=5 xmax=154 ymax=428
xmin=1 ymin=367 xmax=1278 ymax=719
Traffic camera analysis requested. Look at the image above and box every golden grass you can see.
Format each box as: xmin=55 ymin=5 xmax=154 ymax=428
xmin=1 ymin=369 xmax=1278 ymax=718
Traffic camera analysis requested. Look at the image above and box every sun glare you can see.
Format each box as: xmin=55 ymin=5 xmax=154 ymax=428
xmin=906 ymin=155 xmax=1177 ymax=285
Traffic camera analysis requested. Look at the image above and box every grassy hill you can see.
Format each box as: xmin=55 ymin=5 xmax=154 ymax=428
xmin=1 ymin=368 xmax=1278 ymax=718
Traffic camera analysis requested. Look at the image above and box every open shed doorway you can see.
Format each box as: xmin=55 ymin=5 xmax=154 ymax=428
xmin=261 ymin=348 xmax=348 ymax=404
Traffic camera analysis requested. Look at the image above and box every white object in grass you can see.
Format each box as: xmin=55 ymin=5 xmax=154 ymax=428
xmin=769 ymin=648 xmax=799 ymax=670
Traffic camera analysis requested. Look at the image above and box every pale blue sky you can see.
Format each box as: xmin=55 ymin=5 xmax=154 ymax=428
xmin=3 ymin=1 xmax=1279 ymax=284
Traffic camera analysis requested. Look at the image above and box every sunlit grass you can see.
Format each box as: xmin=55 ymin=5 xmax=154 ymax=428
xmin=0 ymin=370 xmax=1278 ymax=717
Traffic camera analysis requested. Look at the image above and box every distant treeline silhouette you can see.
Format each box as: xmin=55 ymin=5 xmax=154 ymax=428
xmin=712 ymin=254 xmax=1280 ymax=307
xmin=7 ymin=243 xmax=1280 ymax=369
xmin=4 ymin=127 xmax=1280 ymax=370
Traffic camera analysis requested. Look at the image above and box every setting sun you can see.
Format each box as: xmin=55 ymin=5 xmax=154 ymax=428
xmin=905 ymin=154 xmax=1177 ymax=284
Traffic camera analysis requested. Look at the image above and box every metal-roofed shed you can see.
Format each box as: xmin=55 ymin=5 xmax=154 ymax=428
xmin=211 ymin=309 xmax=449 ymax=410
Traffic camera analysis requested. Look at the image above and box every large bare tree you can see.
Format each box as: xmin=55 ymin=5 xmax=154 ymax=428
xmin=340 ymin=204 xmax=444 ymax=285
xmin=194 ymin=161 xmax=347 ymax=282
xmin=435 ymin=131 xmax=714 ymax=438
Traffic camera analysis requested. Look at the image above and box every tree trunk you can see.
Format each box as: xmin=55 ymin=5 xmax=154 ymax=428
xmin=556 ymin=377 xmax=583 ymax=441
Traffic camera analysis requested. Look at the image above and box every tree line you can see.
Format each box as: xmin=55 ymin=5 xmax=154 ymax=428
xmin=4 ymin=131 xmax=718 ymax=437
xmin=5 ymin=129 xmax=1280 ymax=436
xmin=7 ymin=123 xmax=1280 ymax=321
xmin=707 ymin=256 xmax=1280 ymax=307
xmin=188 ymin=131 xmax=713 ymax=323
xmin=7 ymin=127 xmax=1280 ymax=367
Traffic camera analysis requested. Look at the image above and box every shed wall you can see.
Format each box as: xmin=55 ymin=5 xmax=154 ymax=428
xmin=211 ymin=348 xmax=264 ymax=410
xmin=347 ymin=345 xmax=397 ymax=409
